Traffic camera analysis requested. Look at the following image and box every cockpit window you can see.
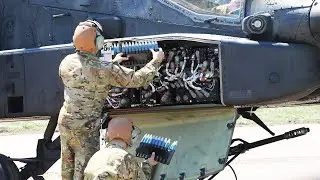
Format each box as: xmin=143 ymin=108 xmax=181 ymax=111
xmin=168 ymin=0 xmax=244 ymax=17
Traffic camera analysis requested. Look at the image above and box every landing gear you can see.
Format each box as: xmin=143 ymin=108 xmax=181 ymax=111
xmin=0 ymin=154 xmax=20 ymax=180
xmin=237 ymin=107 xmax=275 ymax=136
xmin=2 ymin=113 xmax=108 ymax=180
xmin=3 ymin=115 xmax=61 ymax=180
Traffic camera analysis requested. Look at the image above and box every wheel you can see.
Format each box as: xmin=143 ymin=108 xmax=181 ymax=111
xmin=0 ymin=154 xmax=20 ymax=180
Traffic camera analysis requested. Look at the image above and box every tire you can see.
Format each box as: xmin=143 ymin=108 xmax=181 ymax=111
xmin=0 ymin=154 xmax=20 ymax=180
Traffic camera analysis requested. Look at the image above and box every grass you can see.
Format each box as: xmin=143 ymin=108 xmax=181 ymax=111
xmin=0 ymin=120 xmax=53 ymax=135
xmin=236 ymin=104 xmax=320 ymax=126
xmin=0 ymin=105 xmax=319 ymax=135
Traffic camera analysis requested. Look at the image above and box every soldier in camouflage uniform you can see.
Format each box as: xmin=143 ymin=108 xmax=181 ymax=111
xmin=58 ymin=20 xmax=164 ymax=180
xmin=84 ymin=117 xmax=158 ymax=180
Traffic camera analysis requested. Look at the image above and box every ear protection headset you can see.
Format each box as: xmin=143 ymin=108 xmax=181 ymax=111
xmin=80 ymin=19 xmax=105 ymax=52
xmin=101 ymin=113 xmax=141 ymax=146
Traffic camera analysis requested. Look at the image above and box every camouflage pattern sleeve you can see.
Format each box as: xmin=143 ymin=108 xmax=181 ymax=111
xmin=105 ymin=58 xmax=162 ymax=88
xmin=114 ymin=154 xmax=149 ymax=180
xmin=141 ymin=160 xmax=153 ymax=180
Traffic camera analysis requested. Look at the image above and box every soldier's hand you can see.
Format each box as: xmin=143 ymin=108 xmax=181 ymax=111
xmin=150 ymin=48 xmax=164 ymax=63
xmin=113 ymin=53 xmax=129 ymax=63
xmin=148 ymin=152 xmax=158 ymax=166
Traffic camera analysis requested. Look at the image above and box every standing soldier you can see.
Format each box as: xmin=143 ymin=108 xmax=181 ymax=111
xmin=58 ymin=19 xmax=164 ymax=180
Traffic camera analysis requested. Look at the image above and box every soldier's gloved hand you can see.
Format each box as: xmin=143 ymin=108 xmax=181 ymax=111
xmin=148 ymin=152 xmax=158 ymax=166
xmin=113 ymin=53 xmax=129 ymax=63
xmin=150 ymin=48 xmax=164 ymax=63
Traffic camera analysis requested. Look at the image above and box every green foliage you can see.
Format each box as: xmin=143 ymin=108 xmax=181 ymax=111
xmin=0 ymin=105 xmax=319 ymax=134
xmin=237 ymin=105 xmax=320 ymax=126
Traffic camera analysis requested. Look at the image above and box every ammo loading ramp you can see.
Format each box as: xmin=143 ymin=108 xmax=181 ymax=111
xmin=0 ymin=33 xmax=315 ymax=180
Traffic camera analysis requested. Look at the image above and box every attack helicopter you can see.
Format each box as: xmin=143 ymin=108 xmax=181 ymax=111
xmin=0 ymin=0 xmax=319 ymax=179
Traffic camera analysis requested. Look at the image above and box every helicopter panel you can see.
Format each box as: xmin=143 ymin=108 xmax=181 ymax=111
xmin=0 ymin=61 xmax=5 ymax=116
xmin=220 ymin=40 xmax=320 ymax=106
xmin=0 ymin=32 xmax=319 ymax=118
xmin=247 ymin=0 xmax=314 ymax=15
xmin=28 ymin=0 xmax=246 ymax=32
xmin=3 ymin=55 xmax=25 ymax=115
xmin=159 ymin=0 xmax=245 ymax=24
xmin=28 ymin=0 xmax=116 ymax=15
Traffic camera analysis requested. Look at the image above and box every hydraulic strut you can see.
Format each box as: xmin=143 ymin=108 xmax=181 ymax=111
xmin=237 ymin=107 xmax=275 ymax=136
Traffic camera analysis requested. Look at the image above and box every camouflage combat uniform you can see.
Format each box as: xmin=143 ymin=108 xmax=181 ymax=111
xmin=84 ymin=143 xmax=152 ymax=180
xmin=58 ymin=52 xmax=161 ymax=180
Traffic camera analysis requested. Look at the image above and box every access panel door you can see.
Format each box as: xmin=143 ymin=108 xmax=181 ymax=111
xmin=2 ymin=54 xmax=25 ymax=118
